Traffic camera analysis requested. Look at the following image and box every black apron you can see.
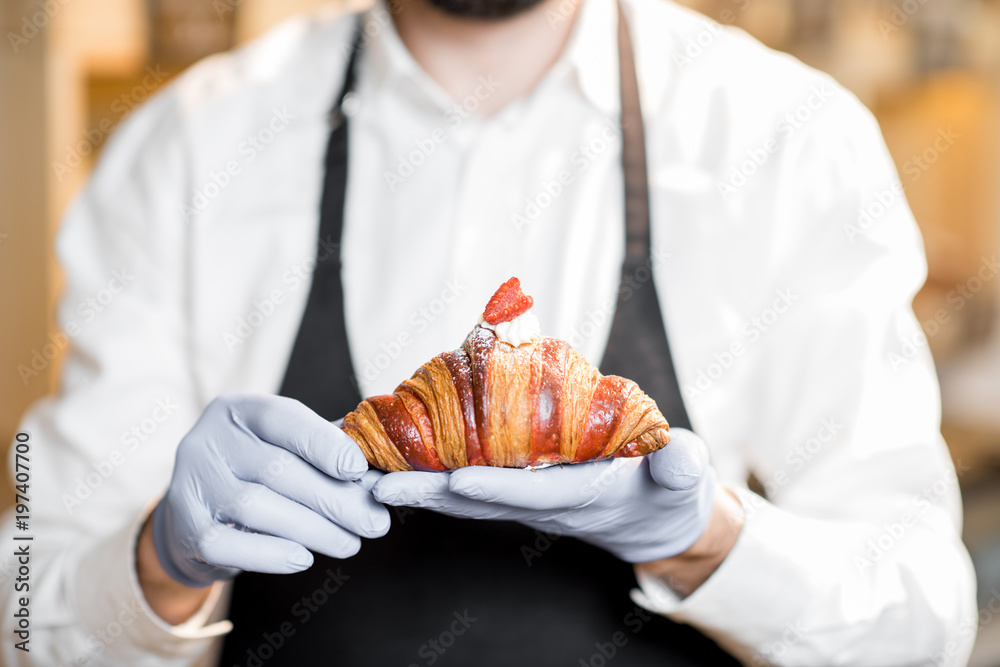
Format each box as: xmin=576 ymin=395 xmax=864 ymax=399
xmin=220 ymin=7 xmax=738 ymax=666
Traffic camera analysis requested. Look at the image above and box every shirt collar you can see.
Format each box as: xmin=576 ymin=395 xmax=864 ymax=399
xmin=558 ymin=0 xmax=621 ymax=117
xmin=363 ymin=1 xmax=457 ymax=111
xmin=362 ymin=0 xmax=621 ymax=117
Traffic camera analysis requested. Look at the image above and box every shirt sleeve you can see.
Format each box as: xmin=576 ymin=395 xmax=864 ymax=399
xmin=634 ymin=81 xmax=978 ymax=665
xmin=0 ymin=82 xmax=233 ymax=666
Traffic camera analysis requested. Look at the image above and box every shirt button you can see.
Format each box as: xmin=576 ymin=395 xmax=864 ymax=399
xmin=341 ymin=92 xmax=361 ymax=117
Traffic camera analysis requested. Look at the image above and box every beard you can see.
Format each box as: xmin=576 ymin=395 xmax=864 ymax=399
xmin=424 ymin=0 xmax=548 ymax=19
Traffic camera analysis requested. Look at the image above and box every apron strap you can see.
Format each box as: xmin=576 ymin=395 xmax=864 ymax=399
xmin=598 ymin=1 xmax=692 ymax=430
xmin=275 ymin=26 xmax=364 ymax=420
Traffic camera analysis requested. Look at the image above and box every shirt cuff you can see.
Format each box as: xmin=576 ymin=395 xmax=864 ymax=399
xmin=72 ymin=498 xmax=233 ymax=664
xmin=630 ymin=488 xmax=810 ymax=661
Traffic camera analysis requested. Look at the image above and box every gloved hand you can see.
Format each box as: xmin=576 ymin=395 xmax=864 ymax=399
xmin=372 ymin=428 xmax=716 ymax=563
xmin=152 ymin=394 xmax=389 ymax=588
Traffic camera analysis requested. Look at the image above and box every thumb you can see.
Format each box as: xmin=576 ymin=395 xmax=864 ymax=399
xmin=648 ymin=428 xmax=710 ymax=491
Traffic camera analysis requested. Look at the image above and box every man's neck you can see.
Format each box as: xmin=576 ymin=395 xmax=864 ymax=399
xmin=392 ymin=0 xmax=582 ymax=117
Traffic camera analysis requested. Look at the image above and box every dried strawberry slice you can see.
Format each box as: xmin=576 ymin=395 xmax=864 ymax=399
xmin=483 ymin=277 xmax=534 ymax=325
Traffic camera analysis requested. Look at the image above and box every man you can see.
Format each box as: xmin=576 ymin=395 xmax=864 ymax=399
xmin=1 ymin=0 xmax=977 ymax=664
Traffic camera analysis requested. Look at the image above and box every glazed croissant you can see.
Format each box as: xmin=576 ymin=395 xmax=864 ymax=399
xmin=342 ymin=278 xmax=670 ymax=471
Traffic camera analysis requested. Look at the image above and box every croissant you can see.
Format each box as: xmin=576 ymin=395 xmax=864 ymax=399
xmin=342 ymin=278 xmax=670 ymax=471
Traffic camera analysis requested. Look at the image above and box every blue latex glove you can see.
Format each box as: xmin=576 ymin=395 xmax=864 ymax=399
xmin=151 ymin=394 xmax=389 ymax=588
xmin=372 ymin=428 xmax=717 ymax=563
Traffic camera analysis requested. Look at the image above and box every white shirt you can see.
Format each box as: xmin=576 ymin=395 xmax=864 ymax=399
xmin=1 ymin=0 xmax=978 ymax=664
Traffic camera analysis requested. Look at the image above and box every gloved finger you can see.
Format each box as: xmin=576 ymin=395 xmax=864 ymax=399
xmin=226 ymin=394 xmax=368 ymax=482
xmin=647 ymin=428 xmax=710 ymax=491
xmin=199 ymin=525 xmax=315 ymax=574
xmin=372 ymin=472 xmax=520 ymax=520
xmin=354 ymin=469 xmax=385 ymax=492
xmin=231 ymin=448 xmax=390 ymax=539
xmin=447 ymin=457 xmax=643 ymax=510
xmin=371 ymin=470 xmax=448 ymax=505
xmin=224 ymin=483 xmax=363 ymax=560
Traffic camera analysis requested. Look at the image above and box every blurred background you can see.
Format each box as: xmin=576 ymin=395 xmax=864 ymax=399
xmin=1 ymin=0 xmax=999 ymax=662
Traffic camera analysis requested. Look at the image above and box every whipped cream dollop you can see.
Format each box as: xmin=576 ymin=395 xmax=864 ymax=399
xmin=479 ymin=310 xmax=541 ymax=347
